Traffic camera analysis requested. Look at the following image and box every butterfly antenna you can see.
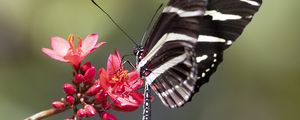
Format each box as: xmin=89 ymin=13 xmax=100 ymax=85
xmin=91 ymin=0 xmax=138 ymax=46
xmin=140 ymin=3 xmax=164 ymax=45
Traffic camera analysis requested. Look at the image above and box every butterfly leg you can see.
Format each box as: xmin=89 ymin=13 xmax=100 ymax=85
xmin=122 ymin=59 xmax=136 ymax=69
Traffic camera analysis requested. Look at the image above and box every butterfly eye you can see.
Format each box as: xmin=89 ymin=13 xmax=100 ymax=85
xmin=133 ymin=48 xmax=139 ymax=56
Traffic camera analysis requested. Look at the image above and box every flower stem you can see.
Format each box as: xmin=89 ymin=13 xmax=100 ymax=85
xmin=24 ymin=107 xmax=69 ymax=120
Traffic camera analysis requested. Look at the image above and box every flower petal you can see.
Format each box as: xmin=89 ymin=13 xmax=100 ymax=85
xmin=126 ymin=71 xmax=143 ymax=91
xmin=81 ymin=33 xmax=98 ymax=54
xmin=127 ymin=70 xmax=140 ymax=83
xmin=111 ymin=92 xmax=144 ymax=112
xmin=107 ymin=49 xmax=122 ymax=75
xmin=95 ymin=41 xmax=106 ymax=48
xmin=42 ymin=48 xmax=68 ymax=62
xmin=86 ymin=41 xmax=107 ymax=55
xmin=130 ymin=92 xmax=144 ymax=105
xmin=129 ymin=79 xmax=144 ymax=91
xmin=100 ymin=112 xmax=117 ymax=120
xmin=99 ymin=68 xmax=110 ymax=90
xmin=51 ymin=36 xmax=70 ymax=56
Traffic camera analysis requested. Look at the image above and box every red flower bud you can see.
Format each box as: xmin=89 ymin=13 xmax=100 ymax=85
xmin=81 ymin=62 xmax=92 ymax=73
xmin=84 ymin=67 xmax=96 ymax=85
xmin=77 ymin=109 xmax=86 ymax=118
xmin=52 ymin=101 xmax=65 ymax=109
xmin=63 ymin=83 xmax=77 ymax=95
xmin=65 ymin=95 xmax=75 ymax=105
xmin=95 ymin=91 xmax=108 ymax=103
xmin=84 ymin=104 xmax=96 ymax=117
xmin=100 ymin=112 xmax=117 ymax=120
xmin=86 ymin=84 xmax=101 ymax=96
xmin=73 ymin=74 xmax=84 ymax=84
xmin=102 ymin=100 xmax=111 ymax=110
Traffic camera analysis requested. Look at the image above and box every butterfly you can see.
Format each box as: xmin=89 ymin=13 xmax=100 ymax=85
xmin=135 ymin=0 xmax=262 ymax=111
xmin=90 ymin=0 xmax=262 ymax=120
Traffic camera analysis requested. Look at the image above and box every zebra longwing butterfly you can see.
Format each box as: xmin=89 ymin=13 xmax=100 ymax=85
xmin=135 ymin=0 xmax=262 ymax=109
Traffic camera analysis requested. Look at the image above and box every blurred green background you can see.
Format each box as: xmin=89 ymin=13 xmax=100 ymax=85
xmin=0 ymin=0 xmax=299 ymax=120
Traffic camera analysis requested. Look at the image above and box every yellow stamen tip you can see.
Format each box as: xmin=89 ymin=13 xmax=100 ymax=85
xmin=68 ymin=34 xmax=75 ymax=48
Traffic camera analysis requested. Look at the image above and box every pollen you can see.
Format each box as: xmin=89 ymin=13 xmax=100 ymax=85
xmin=111 ymin=76 xmax=119 ymax=83
xmin=110 ymin=70 xmax=129 ymax=83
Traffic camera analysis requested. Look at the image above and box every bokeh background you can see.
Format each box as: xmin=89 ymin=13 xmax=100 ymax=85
xmin=0 ymin=0 xmax=299 ymax=120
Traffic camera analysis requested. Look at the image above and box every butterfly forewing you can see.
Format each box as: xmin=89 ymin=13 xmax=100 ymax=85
xmin=138 ymin=0 xmax=207 ymax=108
xmin=143 ymin=0 xmax=207 ymax=54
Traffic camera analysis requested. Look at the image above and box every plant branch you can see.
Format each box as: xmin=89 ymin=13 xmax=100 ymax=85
xmin=24 ymin=107 xmax=69 ymax=120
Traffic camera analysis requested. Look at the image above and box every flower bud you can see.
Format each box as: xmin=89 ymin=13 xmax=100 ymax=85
xmin=63 ymin=83 xmax=77 ymax=95
xmin=84 ymin=104 xmax=96 ymax=117
xmin=65 ymin=95 xmax=75 ymax=105
xmin=73 ymin=74 xmax=84 ymax=84
xmin=86 ymin=84 xmax=101 ymax=96
xmin=52 ymin=101 xmax=65 ymax=109
xmin=76 ymin=109 xmax=86 ymax=118
xmin=95 ymin=91 xmax=108 ymax=103
xmin=84 ymin=67 xmax=96 ymax=85
xmin=102 ymin=100 xmax=111 ymax=110
xmin=100 ymin=112 xmax=117 ymax=120
xmin=81 ymin=62 xmax=92 ymax=73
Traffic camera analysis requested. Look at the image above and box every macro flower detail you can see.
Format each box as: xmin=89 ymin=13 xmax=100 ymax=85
xmin=29 ymin=38 xmax=145 ymax=120
xmin=42 ymin=33 xmax=106 ymax=68
xmin=99 ymin=50 xmax=144 ymax=112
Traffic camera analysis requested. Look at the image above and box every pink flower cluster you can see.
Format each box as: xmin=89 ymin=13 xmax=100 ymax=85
xmin=42 ymin=34 xmax=144 ymax=120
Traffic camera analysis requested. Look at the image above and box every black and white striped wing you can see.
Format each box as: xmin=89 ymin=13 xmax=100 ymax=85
xmin=138 ymin=0 xmax=207 ymax=108
xmin=193 ymin=0 xmax=262 ymax=92
xmin=139 ymin=0 xmax=262 ymax=108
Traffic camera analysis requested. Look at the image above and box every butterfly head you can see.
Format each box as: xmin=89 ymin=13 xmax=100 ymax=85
xmin=133 ymin=45 xmax=144 ymax=60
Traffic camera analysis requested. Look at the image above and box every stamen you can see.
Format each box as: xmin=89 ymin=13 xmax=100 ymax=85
xmin=78 ymin=36 xmax=83 ymax=48
xmin=68 ymin=34 xmax=75 ymax=49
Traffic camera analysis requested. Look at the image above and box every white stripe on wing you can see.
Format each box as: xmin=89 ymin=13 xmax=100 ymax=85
xmin=163 ymin=6 xmax=204 ymax=17
xmin=145 ymin=53 xmax=187 ymax=85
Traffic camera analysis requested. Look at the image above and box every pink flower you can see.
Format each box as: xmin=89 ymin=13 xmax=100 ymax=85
xmin=99 ymin=50 xmax=144 ymax=112
xmin=42 ymin=33 xmax=106 ymax=68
